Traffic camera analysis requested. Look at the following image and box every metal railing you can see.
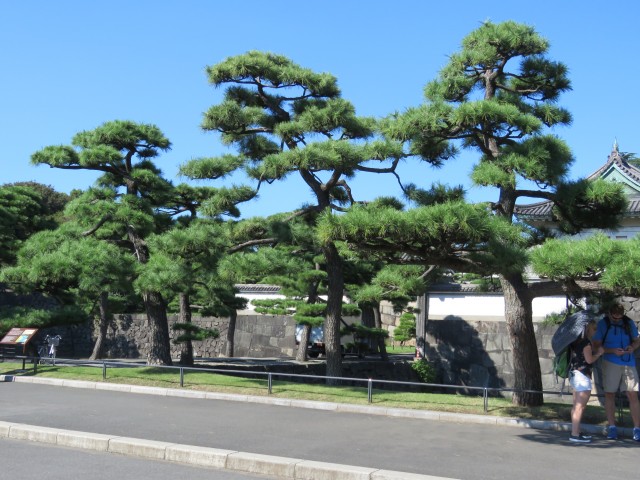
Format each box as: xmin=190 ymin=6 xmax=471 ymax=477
xmin=0 ymin=354 xmax=629 ymax=421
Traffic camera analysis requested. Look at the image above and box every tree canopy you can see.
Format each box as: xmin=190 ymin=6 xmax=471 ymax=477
xmin=30 ymin=120 xmax=177 ymax=365
xmin=0 ymin=183 xmax=68 ymax=266
xmin=320 ymin=20 xmax=628 ymax=406
xmin=2 ymin=23 xmax=636 ymax=404
xmin=179 ymin=51 xmax=447 ymax=378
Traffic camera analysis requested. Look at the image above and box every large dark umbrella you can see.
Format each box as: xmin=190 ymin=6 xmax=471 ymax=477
xmin=551 ymin=310 xmax=598 ymax=355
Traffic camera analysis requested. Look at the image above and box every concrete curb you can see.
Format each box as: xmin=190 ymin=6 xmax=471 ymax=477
xmin=0 ymin=420 xmax=454 ymax=480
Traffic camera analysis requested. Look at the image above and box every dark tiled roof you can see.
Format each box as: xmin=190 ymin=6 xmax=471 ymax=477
xmin=428 ymin=282 xmax=502 ymax=293
xmin=235 ymin=284 xmax=282 ymax=294
xmin=515 ymin=146 xmax=640 ymax=219
xmin=513 ymin=200 xmax=554 ymax=218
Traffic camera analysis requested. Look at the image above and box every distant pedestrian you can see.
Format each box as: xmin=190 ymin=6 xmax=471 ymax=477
xmin=591 ymin=303 xmax=640 ymax=441
xmin=568 ymin=320 xmax=603 ymax=443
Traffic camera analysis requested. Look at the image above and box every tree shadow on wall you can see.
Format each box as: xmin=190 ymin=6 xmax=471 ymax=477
xmin=424 ymin=315 xmax=506 ymax=393
xmin=104 ymin=316 xmax=139 ymax=358
xmin=104 ymin=334 xmax=140 ymax=359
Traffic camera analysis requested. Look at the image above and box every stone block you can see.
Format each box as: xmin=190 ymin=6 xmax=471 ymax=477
xmin=226 ymin=452 xmax=299 ymax=478
xmin=371 ymin=471 xmax=439 ymax=480
xmin=486 ymin=351 xmax=505 ymax=367
xmin=9 ymin=424 xmax=59 ymax=444
xmin=469 ymin=364 xmax=490 ymax=387
xmin=165 ymin=444 xmax=234 ymax=468
xmin=108 ymin=437 xmax=172 ymax=460
xmin=57 ymin=430 xmax=112 ymax=451
xmin=0 ymin=421 xmax=18 ymax=437
xmin=294 ymin=460 xmax=375 ymax=480
xmin=485 ymin=335 xmax=505 ymax=351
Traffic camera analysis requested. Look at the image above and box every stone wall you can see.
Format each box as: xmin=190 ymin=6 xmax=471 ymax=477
xmin=30 ymin=296 xmax=640 ymax=391
xmin=34 ymin=312 xmax=557 ymax=389
xmin=422 ymin=317 xmax=558 ymax=390
xmin=231 ymin=314 xmax=296 ymax=357
xmin=35 ymin=313 xmax=294 ymax=360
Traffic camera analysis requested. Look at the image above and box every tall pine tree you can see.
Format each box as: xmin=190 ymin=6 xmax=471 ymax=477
xmin=31 ymin=120 xmax=176 ymax=365
xmin=180 ymin=52 xmax=444 ymax=378
xmin=322 ymin=22 xmax=626 ymax=406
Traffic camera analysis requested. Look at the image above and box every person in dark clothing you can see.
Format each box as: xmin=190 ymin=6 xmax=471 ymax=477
xmin=569 ymin=319 xmax=604 ymax=443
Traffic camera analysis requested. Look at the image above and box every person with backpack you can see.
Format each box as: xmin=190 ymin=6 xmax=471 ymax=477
xmin=568 ymin=319 xmax=604 ymax=443
xmin=591 ymin=303 xmax=640 ymax=441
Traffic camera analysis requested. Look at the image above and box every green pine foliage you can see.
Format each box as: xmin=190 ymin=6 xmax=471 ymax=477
xmin=411 ymin=359 xmax=437 ymax=384
xmin=0 ymin=305 xmax=86 ymax=338
xmin=171 ymin=322 xmax=219 ymax=344
xmin=320 ymin=20 xmax=628 ymax=406
xmin=0 ymin=185 xmax=63 ymax=266
xmin=531 ymin=234 xmax=640 ymax=296
xmin=252 ymin=299 xmax=298 ymax=316
xmin=393 ymin=313 xmax=416 ymax=345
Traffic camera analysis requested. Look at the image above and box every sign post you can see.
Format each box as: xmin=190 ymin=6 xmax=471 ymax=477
xmin=0 ymin=328 xmax=39 ymax=362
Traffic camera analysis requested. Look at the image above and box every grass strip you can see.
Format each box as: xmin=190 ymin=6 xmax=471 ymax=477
xmin=0 ymin=361 xmax=614 ymax=426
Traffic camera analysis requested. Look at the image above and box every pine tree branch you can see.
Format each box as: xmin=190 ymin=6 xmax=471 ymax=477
xmin=228 ymin=238 xmax=278 ymax=254
xmin=527 ymin=278 xmax=617 ymax=299
xmin=81 ymin=215 xmax=113 ymax=237
xmin=515 ymin=190 xmax=556 ymax=201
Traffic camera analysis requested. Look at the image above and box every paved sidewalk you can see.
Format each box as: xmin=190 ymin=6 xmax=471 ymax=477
xmin=0 ymin=374 xmax=637 ymax=479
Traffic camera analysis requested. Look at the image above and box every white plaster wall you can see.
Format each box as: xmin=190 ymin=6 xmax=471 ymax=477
xmin=238 ymin=293 xmax=286 ymax=313
xmin=240 ymin=291 xmax=570 ymax=323
xmin=427 ymin=293 xmax=568 ymax=322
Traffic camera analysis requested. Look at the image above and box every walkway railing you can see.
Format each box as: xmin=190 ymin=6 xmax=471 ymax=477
xmin=0 ymin=354 xmax=593 ymax=415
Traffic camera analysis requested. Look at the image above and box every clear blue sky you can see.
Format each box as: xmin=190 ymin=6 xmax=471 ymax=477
xmin=2 ymin=1 xmax=639 ymax=218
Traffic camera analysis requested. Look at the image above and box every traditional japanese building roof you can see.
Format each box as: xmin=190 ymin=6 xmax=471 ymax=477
xmin=428 ymin=282 xmax=499 ymax=293
xmin=515 ymin=142 xmax=640 ymax=221
xmin=235 ymin=284 xmax=282 ymax=294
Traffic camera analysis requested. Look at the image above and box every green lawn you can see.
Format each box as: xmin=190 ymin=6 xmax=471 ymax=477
xmin=385 ymin=344 xmax=416 ymax=354
xmin=0 ymin=361 xmax=618 ymax=426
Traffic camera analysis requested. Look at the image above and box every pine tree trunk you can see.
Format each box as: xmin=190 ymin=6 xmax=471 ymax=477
xmin=361 ymin=305 xmax=375 ymax=328
xmin=127 ymin=226 xmax=172 ymax=366
xmin=295 ymin=324 xmax=311 ymax=362
xmin=360 ymin=304 xmax=376 ymax=352
xmin=501 ymin=273 xmax=543 ymax=406
xmin=89 ymin=291 xmax=110 ymax=360
xmin=144 ymin=291 xmax=172 ymax=365
xmin=373 ymin=304 xmax=388 ymax=361
xmin=225 ymin=310 xmax=237 ymax=357
xmin=179 ymin=292 xmax=193 ymax=366
xmin=323 ymin=242 xmax=344 ymax=382
xmin=415 ymin=293 xmax=428 ymax=359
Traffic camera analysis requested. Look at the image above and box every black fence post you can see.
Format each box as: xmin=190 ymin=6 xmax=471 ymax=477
xmin=483 ymin=388 xmax=488 ymax=413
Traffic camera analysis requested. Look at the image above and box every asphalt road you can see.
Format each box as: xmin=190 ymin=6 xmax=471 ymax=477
xmin=1 ymin=382 xmax=639 ymax=480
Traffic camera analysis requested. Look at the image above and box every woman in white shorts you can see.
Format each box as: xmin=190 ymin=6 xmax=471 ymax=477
xmin=569 ymin=320 xmax=604 ymax=443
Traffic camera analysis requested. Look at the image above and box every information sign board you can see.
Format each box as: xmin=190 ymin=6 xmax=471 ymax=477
xmin=0 ymin=328 xmax=39 ymax=354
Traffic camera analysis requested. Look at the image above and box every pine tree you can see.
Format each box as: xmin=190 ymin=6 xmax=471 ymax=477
xmin=321 ymin=22 xmax=626 ymax=406
xmin=180 ymin=52 xmax=433 ymax=378
xmin=31 ymin=120 xmax=176 ymax=365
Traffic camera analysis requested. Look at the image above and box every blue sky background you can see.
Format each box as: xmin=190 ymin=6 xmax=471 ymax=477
xmin=2 ymin=1 xmax=638 ymax=218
